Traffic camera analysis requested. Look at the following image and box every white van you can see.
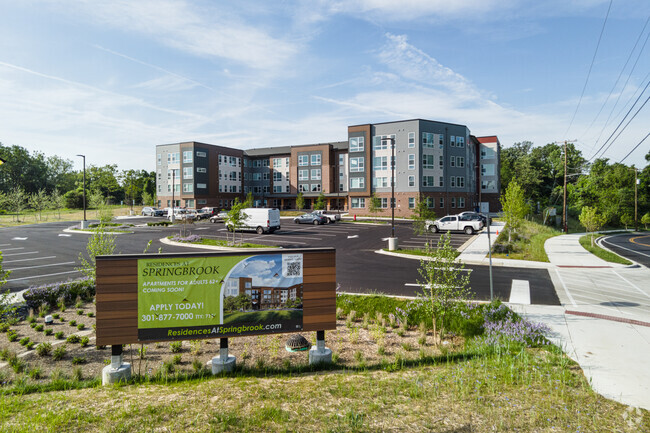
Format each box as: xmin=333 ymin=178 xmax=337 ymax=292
xmin=226 ymin=208 xmax=281 ymax=234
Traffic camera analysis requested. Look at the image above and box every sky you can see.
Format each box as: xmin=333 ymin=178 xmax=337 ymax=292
xmin=0 ymin=0 xmax=649 ymax=172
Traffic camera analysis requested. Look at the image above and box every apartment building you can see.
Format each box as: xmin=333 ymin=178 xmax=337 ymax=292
xmin=155 ymin=119 xmax=501 ymax=216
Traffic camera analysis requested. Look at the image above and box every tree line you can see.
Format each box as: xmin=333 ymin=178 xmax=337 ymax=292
xmin=500 ymin=142 xmax=650 ymax=228
xmin=0 ymin=143 xmax=156 ymax=219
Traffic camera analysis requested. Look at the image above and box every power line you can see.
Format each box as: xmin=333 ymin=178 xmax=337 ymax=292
xmin=588 ymin=80 xmax=650 ymax=161
xmin=564 ymin=0 xmax=613 ymax=137
xmin=581 ymin=15 xmax=650 ymax=144
xmin=620 ymin=132 xmax=650 ymax=163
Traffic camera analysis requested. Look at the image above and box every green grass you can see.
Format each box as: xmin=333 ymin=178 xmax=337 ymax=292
xmin=579 ymin=235 xmax=633 ymax=265
xmin=193 ymin=238 xmax=274 ymax=249
xmin=492 ymin=219 xmax=561 ymax=262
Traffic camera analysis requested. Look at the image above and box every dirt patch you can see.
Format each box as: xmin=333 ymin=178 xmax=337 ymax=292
xmin=1 ymin=303 xmax=461 ymax=385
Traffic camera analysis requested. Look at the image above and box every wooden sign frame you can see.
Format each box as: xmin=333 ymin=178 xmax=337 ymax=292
xmin=95 ymin=248 xmax=336 ymax=346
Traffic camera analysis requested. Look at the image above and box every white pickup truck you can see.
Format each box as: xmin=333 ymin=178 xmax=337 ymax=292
xmin=425 ymin=214 xmax=483 ymax=235
xmin=312 ymin=210 xmax=341 ymax=223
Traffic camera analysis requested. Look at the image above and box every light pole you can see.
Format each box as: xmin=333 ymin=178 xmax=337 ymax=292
xmin=631 ymin=167 xmax=639 ymax=231
xmin=76 ymin=154 xmax=87 ymax=229
xmin=390 ymin=136 xmax=395 ymax=239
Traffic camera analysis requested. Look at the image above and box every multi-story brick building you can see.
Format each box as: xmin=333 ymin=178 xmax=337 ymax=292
xmin=155 ymin=119 xmax=501 ymax=216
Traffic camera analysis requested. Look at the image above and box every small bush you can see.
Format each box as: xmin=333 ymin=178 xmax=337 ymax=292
xmin=172 ymin=354 xmax=182 ymax=365
xmin=71 ymin=356 xmax=87 ymax=365
xmin=77 ymin=309 xmax=84 ymax=315
xmin=36 ymin=342 xmax=52 ymax=356
xmin=7 ymin=331 xmax=18 ymax=342
xmin=22 ymin=278 xmax=95 ymax=311
xmin=52 ymin=345 xmax=66 ymax=361
xmin=87 ymin=312 xmax=94 ymax=318
xmin=35 ymin=324 xmax=44 ymax=332
xmin=54 ymin=331 xmax=64 ymax=339
xmin=66 ymin=335 xmax=80 ymax=344
xmin=72 ymin=367 xmax=83 ymax=381
xmin=0 ymin=323 xmax=10 ymax=333
xmin=77 ymin=323 xmax=85 ymax=330
xmin=19 ymin=337 xmax=30 ymax=346
xmin=44 ymin=329 xmax=53 ymax=336
xmin=192 ymin=358 xmax=203 ymax=372
xmin=52 ymin=313 xmax=60 ymax=320
xmin=69 ymin=320 xmax=77 ymax=326
xmin=27 ymin=316 xmax=36 ymax=324
xmin=26 ymin=342 xmax=35 ymax=350
xmin=80 ymin=336 xmax=89 ymax=347
xmin=170 ymin=341 xmax=182 ymax=353
xmin=29 ymin=322 xmax=37 ymax=329
xmin=28 ymin=366 xmax=42 ymax=379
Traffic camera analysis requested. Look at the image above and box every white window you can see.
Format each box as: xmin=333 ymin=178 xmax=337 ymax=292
xmin=458 ymin=197 xmax=465 ymax=208
xmin=183 ymin=151 xmax=193 ymax=163
xmin=408 ymin=175 xmax=415 ymax=187
xmin=311 ymin=169 xmax=321 ymax=180
xmin=349 ymin=137 xmax=364 ymax=152
xmin=299 ymin=184 xmax=308 ymax=192
xmin=457 ymin=176 xmax=465 ymax=188
xmin=157 ymin=154 xmax=161 ymax=165
xmin=311 ymin=154 xmax=321 ymax=165
xmin=451 ymin=197 xmax=456 ymax=208
xmin=451 ymin=177 xmax=456 ymax=187
xmin=299 ymin=169 xmax=308 ymax=181
xmin=311 ymin=184 xmax=321 ymax=192
xmin=439 ymin=134 xmax=444 ymax=148
xmin=351 ymin=198 xmax=365 ymax=209
xmin=457 ymin=157 xmax=465 ymax=168
xmin=350 ymin=157 xmax=364 ymax=172
xmin=273 ymin=158 xmax=282 ymax=167
xmin=196 ymin=167 xmax=206 ymax=173
xmin=183 ymin=167 xmax=193 ymax=179
xmin=263 ymin=173 xmax=269 ymax=181
xmin=157 ymin=185 xmax=161 ymax=193
xmin=408 ymin=154 xmax=415 ymax=170
xmin=408 ymin=132 xmax=415 ymax=148
xmin=197 ymin=183 xmax=206 ymax=189
xmin=439 ymin=176 xmax=444 ymax=187
xmin=422 ymin=132 xmax=435 ymax=148
xmin=374 ymin=177 xmax=388 ymax=188
xmin=439 ymin=155 xmax=444 ymax=168
xmin=350 ymin=177 xmax=364 ymax=189
xmin=273 ymin=171 xmax=282 ymax=181
xmin=168 ymin=152 xmax=180 ymax=163
xmin=379 ymin=198 xmax=388 ymax=208
xmin=450 ymin=156 xmax=456 ymax=167
xmin=374 ymin=156 xmax=388 ymax=171
xmin=408 ymin=197 xmax=415 ymax=208
xmin=196 ymin=151 xmax=206 ymax=157
xmin=286 ymin=185 xmax=290 ymax=192
xmin=339 ymin=154 xmax=345 ymax=166
xmin=422 ymin=176 xmax=434 ymax=187
xmin=450 ymin=136 xmax=456 ymax=147
xmin=440 ymin=197 xmax=444 ymax=208
xmin=298 ymin=155 xmax=308 ymax=166
xmin=253 ymin=160 xmax=262 ymax=168
xmin=426 ymin=197 xmax=435 ymax=209
xmin=273 ymin=186 xmax=283 ymax=193
xmin=183 ymin=183 xmax=193 ymax=192
xmin=263 ymin=159 xmax=269 ymax=167
xmin=457 ymin=137 xmax=465 ymax=148
xmin=253 ymin=173 xmax=261 ymax=181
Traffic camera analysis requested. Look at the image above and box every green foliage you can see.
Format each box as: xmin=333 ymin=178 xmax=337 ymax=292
xmin=66 ymin=335 xmax=80 ymax=344
xmin=28 ymin=189 xmax=49 ymax=221
xmin=36 ymin=342 xmax=52 ymax=357
xmin=76 ymin=228 xmax=117 ymax=280
xmin=314 ymin=193 xmax=326 ymax=210
xmin=368 ymin=193 xmax=382 ymax=218
xmin=225 ymin=198 xmax=250 ymax=245
xmin=500 ymin=181 xmax=530 ymax=241
xmin=412 ymin=195 xmax=436 ymax=238
xmin=223 ymin=293 xmax=253 ymax=313
xmin=54 ymin=331 xmax=64 ymax=339
xmin=170 ymin=341 xmax=183 ymax=353
xmin=579 ymin=206 xmax=607 ymax=247
xmin=296 ymin=192 xmax=305 ymax=210
xmin=579 ymin=236 xmax=632 ymax=265
xmin=418 ymin=232 xmax=472 ymax=342
xmin=642 ymin=212 xmax=650 ymax=229
xmin=620 ymin=213 xmax=633 ymax=229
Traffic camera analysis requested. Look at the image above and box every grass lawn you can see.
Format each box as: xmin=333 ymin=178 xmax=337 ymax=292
xmin=0 ymin=206 xmax=144 ymax=228
xmin=491 ymin=219 xmax=561 ymax=262
xmin=579 ymin=235 xmax=633 ymax=265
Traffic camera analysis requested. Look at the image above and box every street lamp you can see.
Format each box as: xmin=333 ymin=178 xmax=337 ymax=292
xmin=76 ymin=154 xmax=87 ymax=229
xmin=390 ymin=136 xmax=396 ymax=239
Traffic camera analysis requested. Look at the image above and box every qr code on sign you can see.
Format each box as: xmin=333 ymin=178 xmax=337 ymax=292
xmin=282 ymin=254 xmax=302 ymax=278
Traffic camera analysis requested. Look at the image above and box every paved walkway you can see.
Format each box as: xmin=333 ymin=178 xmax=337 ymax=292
xmin=460 ymin=230 xmax=650 ymax=409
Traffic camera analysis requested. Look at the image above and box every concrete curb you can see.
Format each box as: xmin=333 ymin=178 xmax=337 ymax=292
xmin=159 ymin=237 xmax=281 ymax=252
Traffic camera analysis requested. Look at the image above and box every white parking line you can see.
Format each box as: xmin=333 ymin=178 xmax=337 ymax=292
xmin=11 ymin=237 xmax=28 ymax=240
xmin=2 ymin=251 xmax=38 ymax=257
xmin=0 ymin=247 xmax=25 ymax=252
xmin=0 ymin=243 xmax=11 ymax=247
xmin=555 ymin=269 xmax=577 ymax=307
xmin=3 ymin=255 xmax=57 ymax=264
xmin=7 ymin=270 xmax=80 ymax=282
xmin=7 ymin=261 xmax=75 ymax=271
xmin=611 ymin=270 xmax=650 ymax=300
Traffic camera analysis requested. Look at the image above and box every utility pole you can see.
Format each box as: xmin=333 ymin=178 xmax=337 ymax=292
xmin=555 ymin=140 xmax=576 ymax=233
xmin=632 ymin=167 xmax=639 ymax=231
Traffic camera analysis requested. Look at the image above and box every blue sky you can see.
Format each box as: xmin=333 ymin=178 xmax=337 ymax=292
xmin=1 ymin=0 xmax=648 ymax=171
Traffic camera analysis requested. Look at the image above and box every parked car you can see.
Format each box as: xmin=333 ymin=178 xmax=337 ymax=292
xmin=167 ymin=208 xmax=196 ymax=222
xmin=141 ymin=207 xmax=164 ymax=217
xmin=209 ymin=210 xmax=229 ymax=223
xmin=293 ymin=212 xmax=328 ymax=225
xmin=225 ymin=208 xmax=281 ymax=234
xmin=195 ymin=209 xmax=212 ymax=220
xmin=312 ymin=210 xmax=341 ymax=223
xmin=425 ymin=214 xmax=483 ymax=235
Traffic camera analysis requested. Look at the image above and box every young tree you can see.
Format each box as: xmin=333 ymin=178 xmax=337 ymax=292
xmin=642 ymin=212 xmax=650 ymax=230
xmin=418 ymin=232 xmax=472 ymax=344
xmin=225 ymin=198 xmax=250 ymax=245
xmin=412 ymin=195 xmax=436 ymax=242
xmin=50 ymin=188 xmax=65 ymax=219
xmin=76 ymin=228 xmax=117 ymax=281
xmin=243 ymin=192 xmax=254 ymax=208
xmin=314 ymin=193 xmax=326 ymax=211
xmin=579 ymin=206 xmax=607 ymax=247
xmin=88 ymin=190 xmax=105 ymax=217
xmin=620 ymin=213 xmax=633 ymax=230
xmin=141 ymin=191 xmax=153 ymax=207
xmin=28 ymin=189 xmax=49 ymax=221
xmin=500 ymin=181 xmax=530 ymax=242
xmin=368 ymin=193 xmax=382 ymax=221
xmin=296 ymin=192 xmax=305 ymax=210
xmin=5 ymin=186 xmax=27 ymax=222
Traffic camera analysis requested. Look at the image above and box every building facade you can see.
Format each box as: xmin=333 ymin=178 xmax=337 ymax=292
xmin=155 ymin=119 xmax=502 ymax=216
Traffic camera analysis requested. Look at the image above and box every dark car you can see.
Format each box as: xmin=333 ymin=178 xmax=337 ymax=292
xmin=293 ymin=213 xmax=328 ymax=225
xmin=209 ymin=211 xmax=229 ymax=223
xmin=458 ymin=211 xmax=491 ymax=226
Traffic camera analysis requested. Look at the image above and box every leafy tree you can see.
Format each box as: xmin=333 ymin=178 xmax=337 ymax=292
xmin=412 ymin=195 xmax=436 ymax=241
xmin=28 ymin=189 xmax=49 ymax=221
xmin=5 ymin=187 xmax=27 ymax=222
xmin=87 ymin=164 xmax=122 ymax=203
xmin=120 ymin=169 xmax=141 ymax=210
xmin=368 ymin=193 xmax=382 ymax=220
xmin=141 ymin=191 xmax=154 ymax=207
xmin=314 ymin=193 xmax=326 ymax=210
xmin=223 ymin=294 xmax=252 ymax=313
xmin=579 ymin=206 xmax=607 ymax=247
xmin=45 ymin=155 xmax=76 ymax=193
xmin=296 ymin=192 xmax=305 ymax=210
xmin=500 ymin=181 xmax=530 ymax=242
xmin=88 ymin=190 xmax=105 ymax=211
xmin=0 ymin=144 xmax=48 ymax=194
xmin=49 ymin=189 xmax=65 ymax=219
xmin=620 ymin=214 xmax=633 ymax=230
xmin=225 ymin=198 xmax=250 ymax=245
xmin=63 ymin=189 xmax=83 ymax=209
xmin=418 ymin=232 xmax=471 ymax=344
xmin=641 ymin=212 xmax=650 ymax=230
xmin=76 ymin=229 xmax=117 ymax=281
xmin=243 ymin=192 xmax=254 ymax=208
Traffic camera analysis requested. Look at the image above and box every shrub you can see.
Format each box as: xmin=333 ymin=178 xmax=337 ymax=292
xmin=77 ymin=323 xmax=85 ymax=330
xmin=44 ymin=329 xmax=53 ymax=336
xmin=35 ymin=324 xmax=44 ymax=332
xmin=22 ymin=278 xmax=95 ymax=311
xmin=71 ymin=356 xmax=87 ymax=365
xmin=77 ymin=309 xmax=84 ymax=315
xmin=36 ymin=342 xmax=52 ymax=356
xmin=52 ymin=345 xmax=66 ymax=361
xmin=54 ymin=331 xmax=64 ymax=339
xmin=52 ymin=313 xmax=60 ymax=319
xmin=66 ymin=335 xmax=80 ymax=344
xmin=7 ymin=330 xmax=18 ymax=342
xmin=170 ymin=341 xmax=182 ymax=353
xmin=29 ymin=322 xmax=37 ymax=328
xmin=0 ymin=323 xmax=9 ymax=332
xmin=80 ymin=336 xmax=89 ymax=347
xmin=172 ymin=354 xmax=182 ymax=365
xmin=69 ymin=320 xmax=77 ymax=326
xmin=26 ymin=342 xmax=35 ymax=350
xmin=19 ymin=337 xmax=30 ymax=346
xmin=87 ymin=312 xmax=94 ymax=318
xmin=27 ymin=316 xmax=36 ymax=324
xmin=28 ymin=366 xmax=42 ymax=379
